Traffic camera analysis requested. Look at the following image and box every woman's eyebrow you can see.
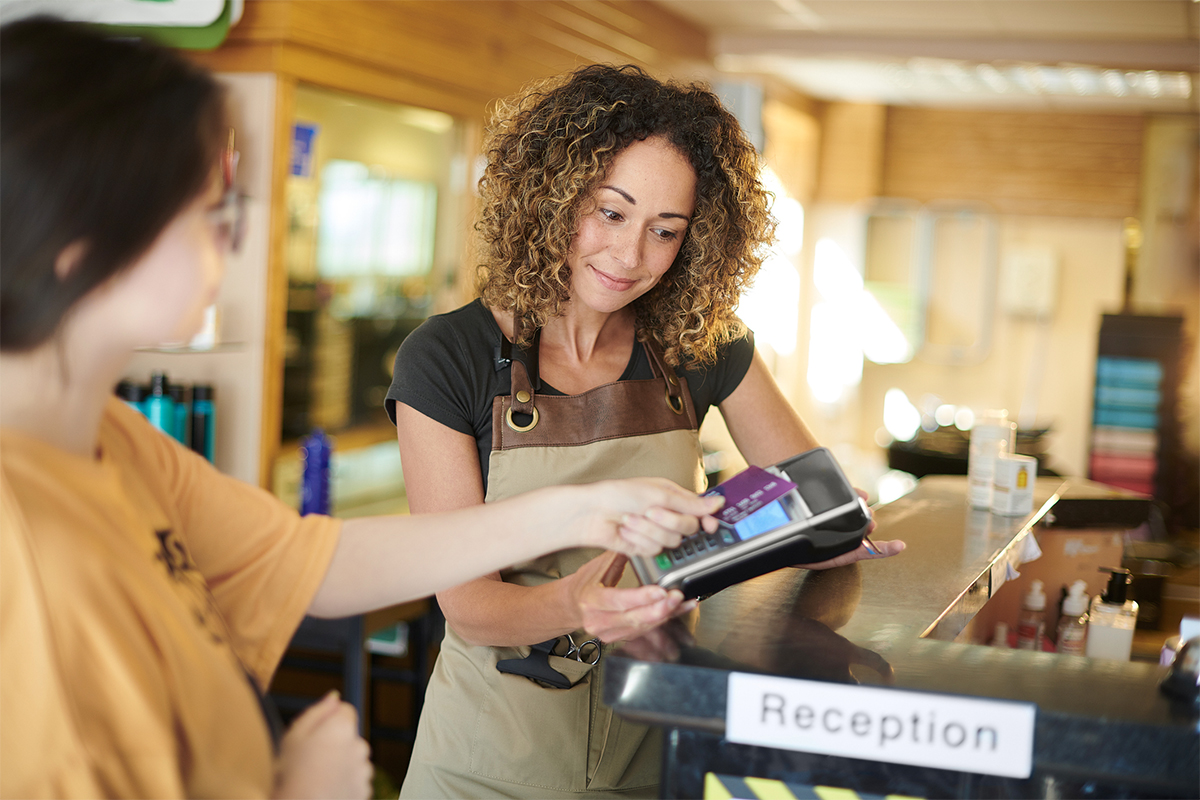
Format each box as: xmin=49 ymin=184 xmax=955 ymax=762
xmin=599 ymin=184 xmax=690 ymax=220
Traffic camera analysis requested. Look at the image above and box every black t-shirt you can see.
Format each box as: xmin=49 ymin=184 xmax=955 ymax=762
xmin=385 ymin=299 xmax=755 ymax=490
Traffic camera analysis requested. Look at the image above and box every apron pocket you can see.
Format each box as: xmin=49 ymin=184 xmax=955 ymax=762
xmin=469 ymin=655 xmax=595 ymax=791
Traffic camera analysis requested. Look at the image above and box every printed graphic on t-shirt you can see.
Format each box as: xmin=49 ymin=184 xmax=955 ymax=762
xmin=154 ymin=528 xmax=227 ymax=645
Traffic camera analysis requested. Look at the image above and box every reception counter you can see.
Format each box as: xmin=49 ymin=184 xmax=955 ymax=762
xmin=604 ymin=476 xmax=1199 ymax=799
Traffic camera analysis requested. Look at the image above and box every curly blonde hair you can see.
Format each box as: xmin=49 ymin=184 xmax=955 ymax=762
xmin=475 ymin=64 xmax=775 ymax=368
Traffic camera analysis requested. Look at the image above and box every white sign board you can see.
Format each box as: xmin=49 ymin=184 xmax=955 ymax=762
xmin=727 ymin=673 xmax=1036 ymax=778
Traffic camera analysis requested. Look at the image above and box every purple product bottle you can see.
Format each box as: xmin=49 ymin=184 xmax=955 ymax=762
xmin=299 ymin=429 xmax=332 ymax=516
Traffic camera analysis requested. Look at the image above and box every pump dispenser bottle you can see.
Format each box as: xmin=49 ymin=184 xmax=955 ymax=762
xmin=1017 ymin=579 xmax=1047 ymax=650
xmin=1085 ymin=567 xmax=1139 ymax=661
xmin=1057 ymin=579 xmax=1090 ymax=656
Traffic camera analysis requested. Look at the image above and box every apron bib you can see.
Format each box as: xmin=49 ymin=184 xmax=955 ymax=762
xmin=401 ymin=330 xmax=705 ymax=799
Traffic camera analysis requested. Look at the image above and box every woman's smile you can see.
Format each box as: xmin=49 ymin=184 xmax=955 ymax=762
xmin=589 ymin=264 xmax=639 ymax=292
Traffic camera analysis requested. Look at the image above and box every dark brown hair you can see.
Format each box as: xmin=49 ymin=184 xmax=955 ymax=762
xmin=0 ymin=16 xmax=228 ymax=351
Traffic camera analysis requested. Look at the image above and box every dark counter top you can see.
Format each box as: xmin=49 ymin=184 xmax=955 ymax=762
xmin=605 ymin=476 xmax=1199 ymax=797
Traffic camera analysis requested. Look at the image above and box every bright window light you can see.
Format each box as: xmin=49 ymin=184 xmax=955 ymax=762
xmin=760 ymin=168 xmax=805 ymax=257
xmin=813 ymin=238 xmax=863 ymax=303
xmin=883 ymin=387 xmax=921 ymax=442
xmin=858 ymin=290 xmax=912 ymax=364
xmin=807 ymin=302 xmax=862 ymax=403
xmin=741 ymin=251 xmax=800 ymax=355
xmin=739 ymin=168 xmax=803 ymax=358
xmin=806 ymin=237 xmax=912 ymax=403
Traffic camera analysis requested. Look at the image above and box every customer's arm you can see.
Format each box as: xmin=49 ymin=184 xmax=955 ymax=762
xmin=385 ymin=402 xmax=702 ymax=646
xmin=306 ymin=418 xmax=719 ymax=619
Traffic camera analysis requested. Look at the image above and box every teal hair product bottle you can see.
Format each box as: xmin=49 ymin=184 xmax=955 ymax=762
xmin=144 ymin=372 xmax=175 ymax=437
xmin=190 ymin=384 xmax=216 ymax=462
xmin=168 ymin=382 xmax=189 ymax=446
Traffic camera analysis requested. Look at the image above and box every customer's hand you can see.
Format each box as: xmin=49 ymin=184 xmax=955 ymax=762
xmin=565 ymin=551 xmax=698 ymax=643
xmin=273 ymin=691 xmax=371 ymax=800
xmin=563 ymin=478 xmax=722 ymax=557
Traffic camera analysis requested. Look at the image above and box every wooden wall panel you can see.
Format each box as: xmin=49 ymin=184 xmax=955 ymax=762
xmin=197 ymin=0 xmax=708 ymax=114
xmin=815 ymin=103 xmax=887 ymax=203
xmin=881 ymin=107 xmax=1144 ymax=218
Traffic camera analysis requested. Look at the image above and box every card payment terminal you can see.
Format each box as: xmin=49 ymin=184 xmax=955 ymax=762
xmin=630 ymin=447 xmax=872 ymax=599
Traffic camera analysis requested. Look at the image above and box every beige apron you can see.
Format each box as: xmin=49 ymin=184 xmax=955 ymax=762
xmin=400 ymin=331 xmax=705 ymax=799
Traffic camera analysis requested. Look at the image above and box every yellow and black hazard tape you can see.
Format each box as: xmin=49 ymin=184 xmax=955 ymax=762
xmin=704 ymin=772 xmax=925 ymax=800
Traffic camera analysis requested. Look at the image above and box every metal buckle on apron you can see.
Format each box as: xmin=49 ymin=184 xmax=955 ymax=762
xmin=665 ymin=385 xmax=685 ymax=415
xmin=505 ymin=404 xmax=539 ymax=432
xmin=495 ymin=634 xmax=601 ymax=688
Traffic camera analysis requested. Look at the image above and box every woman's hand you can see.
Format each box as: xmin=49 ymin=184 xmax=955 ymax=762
xmin=800 ymin=488 xmax=905 ymax=570
xmin=801 ymin=538 xmax=906 ymax=570
xmin=563 ymin=551 xmax=698 ymax=643
xmin=561 ymin=477 xmax=723 ymax=557
xmin=273 ymin=692 xmax=372 ymax=800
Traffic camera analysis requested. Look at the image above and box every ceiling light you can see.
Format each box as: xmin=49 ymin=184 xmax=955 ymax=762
xmin=1102 ymin=70 xmax=1128 ymax=96
xmin=1142 ymin=70 xmax=1163 ymax=97
xmin=1006 ymin=66 xmax=1037 ymax=94
xmin=976 ymin=64 xmax=1009 ymax=93
xmin=1034 ymin=66 xmax=1068 ymax=95
xmin=885 ymin=63 xmax=916 ymax=90
xmin=1169 ymin=73 xmax=1193 ymax=99
xmin=1067 ymin=67 xmax=1100 ymax=95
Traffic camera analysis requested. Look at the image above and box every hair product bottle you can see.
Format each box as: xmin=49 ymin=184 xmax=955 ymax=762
xmin=300 ymin=429 xmax=332 ymax=516
xmin=967 ymin=409 xmax=1016 ymax=508
xmin=1017 ymin=579 xmax=1047 ymax=650
xmin=168 ymin=382 xmax=189 ymax=446
xmin=1057 ymin=579 xmax=1090 ymax=656
xmin=1085 ymin=567 xmax=1139 ymax=661
xmin=144 ymin=372 xmax=175 ymax=437
xmin=189 ymin=384 xmax=216 ymax=462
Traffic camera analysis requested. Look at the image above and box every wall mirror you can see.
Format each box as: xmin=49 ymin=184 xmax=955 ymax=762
xmin=283 ymin=85 xmax=470 ymax=443
xmin=862 ymin=200 xmax=998 ymax=367
xmin=862 ymin=198 xmax=925 ymax=362
xmin=920 ymin=203 xmax=998 ymax=366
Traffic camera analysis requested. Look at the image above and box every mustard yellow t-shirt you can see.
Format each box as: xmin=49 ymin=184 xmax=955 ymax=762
xmin=1 ymin=399 xmax=342 ymax=798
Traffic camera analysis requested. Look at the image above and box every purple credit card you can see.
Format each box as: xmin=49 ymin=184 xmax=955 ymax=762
xmin=705 ymin=466 xmax=798 ymax=526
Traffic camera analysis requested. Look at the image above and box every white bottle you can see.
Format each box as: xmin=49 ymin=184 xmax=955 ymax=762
xmin=1085 ymin=568 xmax=1139 ymax=661
xmin=1056 ymin=579 xmax=1089 ymax=656
xmin=1017 ymin=579 xmax=1046 ymax=650
xmin=967 ymin=409 xmax=1016 ymax=508
xmin=991 ymin=453 xmax=1038 ymax=516
xmin=991 ymin=621 xmax=1011 ymax=648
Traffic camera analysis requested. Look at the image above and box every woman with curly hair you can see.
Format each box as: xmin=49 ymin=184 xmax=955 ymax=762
xmin=386 ymin=64 xmax=901 ymax=798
